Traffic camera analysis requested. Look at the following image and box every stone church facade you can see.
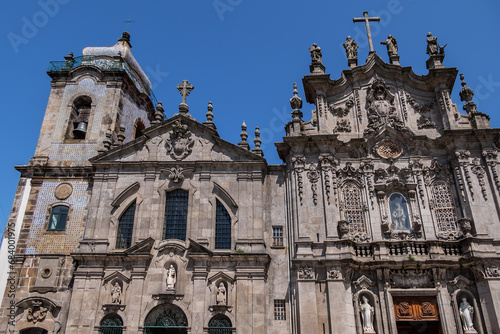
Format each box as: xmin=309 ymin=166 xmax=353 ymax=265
xmin=1 ymin=31 xmax=500 ymax=333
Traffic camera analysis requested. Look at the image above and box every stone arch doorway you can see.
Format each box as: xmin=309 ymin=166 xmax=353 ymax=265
xmin=144 ymin=304 xmax=188 ymax=334
xmin=20 ymin=329 xmax=48 ymax=334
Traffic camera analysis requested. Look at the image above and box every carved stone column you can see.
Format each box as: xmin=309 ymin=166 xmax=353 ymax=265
xmin=473 ymin=264 xmax=500 ymax=333
xmin=326 ymin=267 xmax=356 ymax=334
xmin=297 ymin=265 xmax=319 ymax=333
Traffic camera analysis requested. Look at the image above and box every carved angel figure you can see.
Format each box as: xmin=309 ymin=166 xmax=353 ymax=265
xmin=309 ymin=43 xmax=323 ymax=64
xmin=360 ymin=296 xmax=375 ymax=333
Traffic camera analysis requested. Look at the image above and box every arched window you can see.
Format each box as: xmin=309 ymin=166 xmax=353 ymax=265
xmin=208 ymin=314 xmax=232 ymax=334
xmin=389 ymin=193 xmax=411 ymax=231
xmin=431 ymin=180 xmax=458 ymax=233
xmin=215 ymin=200 xmax=231 ymax=249
xmin=134 ymin=120 xmax=146 ymax=139
xmin=164 ymin=189 xmax=189 ymax=241
xmin=99 ymin=313 xmax=123 ymax=334
xmin=144 ymin=304 xmax=188 ymax=333
xmin=48 ymin=205 xmax=69 ymax=231
xmin=116 ymin=202 xmax=136 ymax=249
xmin=341 ymin=183 xmax=366 ymax=234
xmin=68 ymin=96 xmax=92 ymax=139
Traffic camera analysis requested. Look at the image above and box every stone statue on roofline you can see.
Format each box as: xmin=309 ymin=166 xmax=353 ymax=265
xmin=381 ymin=35 xmax=398 ymax=56
xmin=426 ymin=32 xmax=446 ymax=55
xmin=309 ymin=43 xmax=323 ymax=64
xmin=344 ymin=36 xmax=358 ymax=59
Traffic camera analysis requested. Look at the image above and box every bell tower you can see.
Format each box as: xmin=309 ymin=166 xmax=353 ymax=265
xmin=33 ymin=31 xmax=156 ymax=167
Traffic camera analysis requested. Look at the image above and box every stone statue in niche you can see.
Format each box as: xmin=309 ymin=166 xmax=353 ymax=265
xmin=343 ymin=36 xmax=358 ymax=59
xmin=166 ymin=264 xmax=177 ymax=289
xmin=381 ymin=35 xmax=398 ymax=56
xmin=360 ymin=295 xmax=376 ymax=333
xmin=389 ymin=193 xmax=411 ymax=231
xmin=111 ymin=282 xmax=122 ymax=304
xmin=165 ymin=120 xmax=195 ymax=160
xmin=459 ymin=297 xmax=476 ymax=332
xmin=216 ymin=282 xmax=227 ymax=305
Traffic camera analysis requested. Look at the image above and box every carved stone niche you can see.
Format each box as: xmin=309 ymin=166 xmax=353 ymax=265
xmin=14 ymin=297 xmax=61 ymax=333
xmin=101 ymin=271 xmax=130 ymax=312
xmin=207 ymin=272 xmax=234 ymax=314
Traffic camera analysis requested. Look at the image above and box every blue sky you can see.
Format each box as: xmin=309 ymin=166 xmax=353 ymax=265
xmin=1 ymin=0 xmax=500 ymax=235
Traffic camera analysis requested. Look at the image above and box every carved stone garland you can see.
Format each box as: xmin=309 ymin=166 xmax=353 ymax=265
xmin=470 ymin=158 xmax=487 ymax=201
xmin=361 ymin=161 xmax=375 ymax=209
xmin=319 ymin=154 xmax=337 ymax=206
xmin=292 ymin=155 xmax=306 ymax=205
xmin=410 ymin=160 xmax=426 ymax=208
xmin=483 ymin=150 xmax=500 ymax=194
xmin=306 ymin=164 xmax=320 ymax=205
xmin=165 ymin=120 xmax=195 ymax=160
xmin=455 ymin=150 xmax=473 ymax=201
xmin=405 ymin=92 xmax=437 ymax=129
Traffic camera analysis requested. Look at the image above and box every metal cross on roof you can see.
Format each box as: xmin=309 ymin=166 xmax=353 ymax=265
xmin=353 ymin=11 xmax=381 ymax=54
xmin=177 ymin=79 xmax=194 ymax=105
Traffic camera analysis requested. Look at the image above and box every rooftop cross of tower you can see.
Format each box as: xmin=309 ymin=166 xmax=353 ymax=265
xmin=353 ymin=11 xmax=381 ymax=54
xmin=176 ymin=79 xmax=194 ymax=115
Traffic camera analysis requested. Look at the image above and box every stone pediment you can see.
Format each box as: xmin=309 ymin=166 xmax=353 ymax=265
xmin=124 ymin=237 xmax=155 ymax=254
xmin=90 ymin=115 xmax=266 ymax=165
xmin=102 ymin=271 xmax=131 ymax=285
xmin=207 ymin=271 xmax=235 ymax=285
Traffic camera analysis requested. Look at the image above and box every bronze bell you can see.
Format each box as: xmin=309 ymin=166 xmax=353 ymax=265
xmin=73 ymin=122 xmax=87 ymax=139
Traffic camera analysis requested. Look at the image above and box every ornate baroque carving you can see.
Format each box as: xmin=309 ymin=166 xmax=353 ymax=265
xmin=329 ymin=98 xmax=354 ymax=117
xmin=334 ymin=119 xmax=352 ymax=133
xmin=319 ymin=154 xmax=337 ymax=206
xmin=470 ymin=158 xmax=487 ymax=200
xmin=306 ymin=164 xmax=320 ymax=205
xmin=298 ymin=265 xmax=314 ymax=279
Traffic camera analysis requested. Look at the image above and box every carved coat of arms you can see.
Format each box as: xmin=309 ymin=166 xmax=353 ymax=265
xmin=165 ymin=120 xmax=195 ymax=160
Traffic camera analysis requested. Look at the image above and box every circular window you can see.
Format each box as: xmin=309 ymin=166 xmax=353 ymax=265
xmin=375 ymin=140 xmax=402 ymax=159
xmin=40 ymin=267 xmax=52 ymax=279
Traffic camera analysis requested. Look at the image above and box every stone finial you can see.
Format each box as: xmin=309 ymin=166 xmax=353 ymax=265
xmin=459 ymin=74 xmax=474 ymax=103
xmin=176 ymin=79 xmax=194 ymax=115
xmin=290 ymin=83 xmax=303 ymax=121
xmin=309 ymin=43 xmax=326 ymax=75
xmin=117 ymin=126 xmax=126 ymax=144
xmin=252 ymin=127 xmax=264 ymax=157
xmin=238 ymin=121 xmax=250 ymax=150
xmin=152 ymin=101 xmax=165 ymax=125
xmin=203 ymin=101 xmax=217 ymax=130
xmin=118 ymin=31 xmax=132 ymax=47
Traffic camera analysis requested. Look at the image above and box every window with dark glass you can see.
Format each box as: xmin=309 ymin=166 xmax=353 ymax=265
xmin=274 ymin=299 xmax=286 ymax=320
xmin=208 ymin=314 xmax=232 ymax=334
xmin=116 ymin=202 xmax=136 ymax=249
xmin=164 ymin=189 xmax=189 ymax=241
xmin=48 ymin=205 xmax=69 ymax=231
xmin=215 ymin=200 xmax=231 ymax=249
xmin=272 ymin=226 xmax=284 ymax=247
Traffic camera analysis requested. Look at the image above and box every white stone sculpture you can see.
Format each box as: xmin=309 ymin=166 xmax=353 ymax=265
xmin=360 ymin=295 xmax=376 ymax=333
xmin=459 ymin=298 xmax=476 ymax=332
xmin=166 ymin=264 xmax=177 ymax=289
xmin=216 ymin=282 xmax=227 ymax=305
xmin=111 ymin=282 xmax=122 ymax=304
